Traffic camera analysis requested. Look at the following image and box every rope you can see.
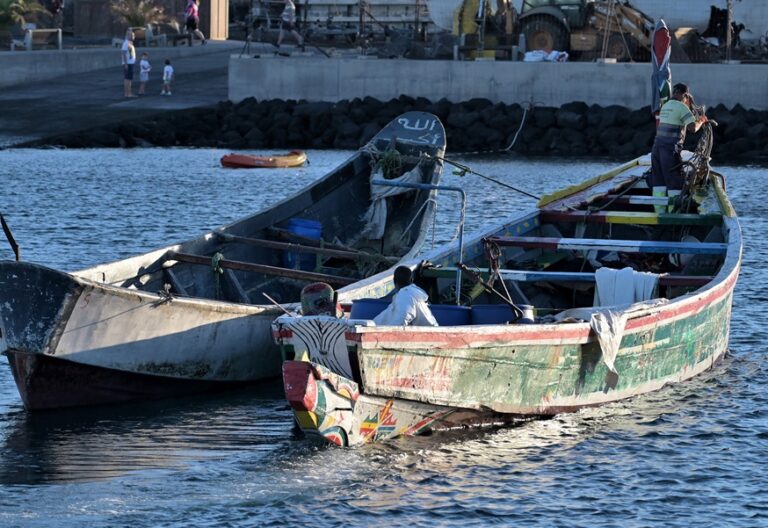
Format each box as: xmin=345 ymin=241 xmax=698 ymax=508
xmin=504 ymin=102 xmax=530 ymax=151
xmin=212 ymin=252 xmax=224 ymax=300
xmin=432 ymin=154 xmax=540 ymax=201
xmin=450 ymin=100 xmax=534 ymax=156
xmin=399 ymin=197 xmax=437 ymax=241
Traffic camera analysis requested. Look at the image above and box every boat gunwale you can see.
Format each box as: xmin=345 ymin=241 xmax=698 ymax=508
xmin=334 ymin=163 xmax=743 ymax=345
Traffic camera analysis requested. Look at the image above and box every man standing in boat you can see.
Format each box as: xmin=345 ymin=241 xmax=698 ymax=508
xmin=650 ymin=83 xmax=708 ymax=211
xmin=374 ymin=266 xmax=438 ymax=327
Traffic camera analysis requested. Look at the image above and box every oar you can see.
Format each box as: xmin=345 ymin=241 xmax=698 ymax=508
xmin=0 ymin=214 xmax=20 ymax=261
xmin=262 ymin=292 xmax=294 ymax=316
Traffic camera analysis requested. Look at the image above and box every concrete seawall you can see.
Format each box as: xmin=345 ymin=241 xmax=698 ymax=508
xmin=229 ymin=56 xmax=768 ymax=111
xmin=0 ymin=46 xmax=226 ymax=89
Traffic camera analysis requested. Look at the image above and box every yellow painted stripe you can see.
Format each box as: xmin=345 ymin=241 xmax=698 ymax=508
xmin=712 ymin=172 xmax=737 ymax=218
xmin=537 ymin=157 xmax=644 ymax=208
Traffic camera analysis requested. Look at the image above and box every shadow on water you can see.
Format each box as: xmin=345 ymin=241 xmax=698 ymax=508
xmin=0 ymin=379 xmax=292 ymax=485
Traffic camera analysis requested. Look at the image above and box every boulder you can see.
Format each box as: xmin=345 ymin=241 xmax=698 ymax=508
xmin=293 ymin=102 xmax=333 ymax=118
xmin=560 ymin=101 xmax=589 ymax=115
xmin=244 ymin=127 xmax=266 ymax=147
xmin=447 ymin=110 xmax=479 ymax=129
xmin=533 ymin=107 xmax=557 ymax=129
xmin=557 ymin=110 xmax=586 ymax=130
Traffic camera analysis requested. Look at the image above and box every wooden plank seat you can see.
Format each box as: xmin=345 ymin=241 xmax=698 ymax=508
xmin=485 ymin=236 xmax=728 ymax=255
xmin=539 ymin=210 xmax=722 ymax=226
xmin=215 ymin=233 xmax=397 ymax=264
xmin=421 ymin=266 xmax=713 ymax=287
xmin=598 ymin=195 xmax=674 ymax=206
xmin=166 ymin=251 xmax=357 ymax=286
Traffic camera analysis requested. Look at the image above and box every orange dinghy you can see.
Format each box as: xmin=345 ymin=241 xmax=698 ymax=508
xmin=220 ymin=150 xmax=307 ymax=169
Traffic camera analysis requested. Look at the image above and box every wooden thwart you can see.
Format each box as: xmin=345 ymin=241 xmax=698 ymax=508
xmin=216 ymin=233 xmax=397 ymax=263
xmin=486 ymin=236 xmax=728 ymax=255
xmin=166 ymin=251 xmax=356 ymax=286
xmin=600 ymin=195 xmax=673 ymax=206
xmin=539 ymin=210 xmax=722 ymax=226
xmin=421 ymin=266 xmax=712 ymax=287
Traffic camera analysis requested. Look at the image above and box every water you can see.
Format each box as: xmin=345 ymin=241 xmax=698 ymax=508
xmin=0 ymin=149 xmax=765 ymax=527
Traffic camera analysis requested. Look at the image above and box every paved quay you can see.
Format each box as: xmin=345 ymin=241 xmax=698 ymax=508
xmin=0 ymin=40 xmax=285 ymax=148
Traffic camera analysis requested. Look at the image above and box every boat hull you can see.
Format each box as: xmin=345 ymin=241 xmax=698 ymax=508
xmin=5 ymin=349 xmax=243 ymax=411
xmin=0 ymin=111 xmax=448 ymax=410
xmin=282 ymin=360 xmax=518 ymax=446
xmin=274 ymin=155 xmax=742 ymax=446
xmin=220 ymin=150 xmax=307 ymax=169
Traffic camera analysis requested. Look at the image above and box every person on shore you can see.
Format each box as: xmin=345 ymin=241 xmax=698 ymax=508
xmin=121 ymin=29 xmax=137 ymax=98
xmin=373 ymin=266 xmax=438 ymax=327
xmin=185 ymin=0 xmax=207 ymax=45
xmin=650 ymin=82 xmax=708 ymax=211
xmin=276 ymin=0 xmax=304 ymax=51
xmin=138 ymin=52 xmax=151 ymax=96
xmin=161 ymin=59 xmax=174 ymax=95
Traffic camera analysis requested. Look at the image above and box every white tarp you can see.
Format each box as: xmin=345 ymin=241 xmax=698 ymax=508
xmin=424 ymin=0 xmax=464 ymax=31
xmin=553 ymin=268 xmax=660 ymax=374
xmin=593 ymin=267 xmax=659 ymax=307
xmin=359 ymin=164 xmax=422 ymax=240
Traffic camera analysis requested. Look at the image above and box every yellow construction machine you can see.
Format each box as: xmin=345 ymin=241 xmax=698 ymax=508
xmin=454 ymin=0 xmax=655 ymax=61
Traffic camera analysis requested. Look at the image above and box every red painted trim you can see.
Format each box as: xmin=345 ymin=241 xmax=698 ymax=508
xmin=353 ymin=267 xmax=739 ymax=348
xmin=273 ymin=328 xmax=293 ymax=339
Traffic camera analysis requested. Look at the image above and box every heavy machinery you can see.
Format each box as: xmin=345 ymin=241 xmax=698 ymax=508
xmin=454 ymin=0 xmax=656 ymax=61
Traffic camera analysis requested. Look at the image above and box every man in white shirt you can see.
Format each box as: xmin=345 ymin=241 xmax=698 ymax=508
xmin=121 ymin=29 xmax=136 ymax=98
xmin=373 ymin=266 xmax=438 ymax=326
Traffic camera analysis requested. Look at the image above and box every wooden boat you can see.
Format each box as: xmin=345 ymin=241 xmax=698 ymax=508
xmin=0 ymin=112 xmax=447 ymax=410
xmin=220 ymin=150 xmax=307 ymax=169
xmin=274 ymin=144 xmax=742 ymax=447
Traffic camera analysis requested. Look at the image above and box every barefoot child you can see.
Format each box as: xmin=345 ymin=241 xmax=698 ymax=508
xmin=161 ymin=58 xmax=174 ymax=95
xmin=138 ymin=52 xmax=151 ymax=95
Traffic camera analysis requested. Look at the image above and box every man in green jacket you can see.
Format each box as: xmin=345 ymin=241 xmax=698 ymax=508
xmin=650 ymin=83 xmax=708 ymax=212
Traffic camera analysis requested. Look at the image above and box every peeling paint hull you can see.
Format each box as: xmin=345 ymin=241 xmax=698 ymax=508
xmin=275 ymin=155 xmax=743 ymax=446
xmin=5 ymin=349 xmax=243 ymax=411
xmin=0 ymin=112 xmax=447 ymax=410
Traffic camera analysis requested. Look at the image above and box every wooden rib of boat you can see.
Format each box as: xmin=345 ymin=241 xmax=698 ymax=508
xmin=274 ymin=148 xmax=742 ymax=447
xmin=220 ymin=150 xmax=307 ymax=169
xmin=0 ymin=112 xmax=447 ymax=410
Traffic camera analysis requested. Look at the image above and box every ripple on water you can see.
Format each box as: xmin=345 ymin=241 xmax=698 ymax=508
xmin=0 ymin=150 xmax=765 ymax=527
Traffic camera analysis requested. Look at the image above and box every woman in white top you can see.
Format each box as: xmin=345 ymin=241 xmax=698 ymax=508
xmin=276 ymin=0 xmax=304 ymax=50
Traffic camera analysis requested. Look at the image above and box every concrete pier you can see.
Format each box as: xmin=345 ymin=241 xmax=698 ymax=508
xmin=229 ymin=56 xmax=768 ymax=111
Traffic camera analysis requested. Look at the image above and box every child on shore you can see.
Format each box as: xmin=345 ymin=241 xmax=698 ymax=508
xmin=161 ymin=59 xmax=174 ymax=96
xmin=138 ymin=52 xmax=151 ymax=95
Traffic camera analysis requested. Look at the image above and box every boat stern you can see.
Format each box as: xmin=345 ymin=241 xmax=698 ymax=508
xmin=282 ymin=360 xmax=361 ymax=446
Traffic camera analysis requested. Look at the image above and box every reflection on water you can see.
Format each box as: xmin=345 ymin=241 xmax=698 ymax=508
xmin=0 ymin=380 xmax=290 ymax=485
xmin=0 ymin=149 xmax=765 ymax=527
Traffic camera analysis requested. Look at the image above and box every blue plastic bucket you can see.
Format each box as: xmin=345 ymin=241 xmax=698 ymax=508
xmin=350 ymin=298 xmax=391 ymax=320
xmin=283 ymin=218 xmax=322 ymax=270
xmin=471 ymin=304 xmax=516 ymax=325
xmin=430 ymin=304 xmax=472 ymax=326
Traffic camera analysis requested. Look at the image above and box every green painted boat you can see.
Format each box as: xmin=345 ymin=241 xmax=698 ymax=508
xmin=274 ymin=149 xmax=742 ymax=447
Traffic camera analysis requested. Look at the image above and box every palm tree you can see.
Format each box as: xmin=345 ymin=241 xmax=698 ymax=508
xmin=0 ymin=0 xmax=46 ymax=31
xmin=111 ymin=0 xmax=168 ymax=29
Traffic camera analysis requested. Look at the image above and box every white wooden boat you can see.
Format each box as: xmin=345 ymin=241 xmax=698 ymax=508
xmin=0 ymin=112 xmax=446 ymax=410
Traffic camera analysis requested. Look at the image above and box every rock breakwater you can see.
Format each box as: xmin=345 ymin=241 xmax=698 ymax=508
xmin=33 ymin=96 xmax=768 ymax=162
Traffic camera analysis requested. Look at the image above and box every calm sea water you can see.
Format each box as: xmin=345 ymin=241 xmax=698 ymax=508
xmin=0 ymin=149 xmax=765 ymax=527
